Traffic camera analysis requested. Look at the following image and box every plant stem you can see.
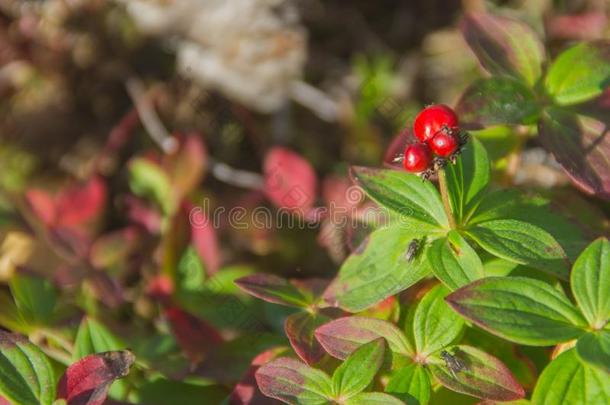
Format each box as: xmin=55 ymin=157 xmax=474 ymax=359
xmin=438 ymin=168 xmax=456 ymax=229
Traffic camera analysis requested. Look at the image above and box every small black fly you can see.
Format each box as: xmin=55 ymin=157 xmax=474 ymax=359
xmin=440 ymin=350 xmax=466 ymax=379
xmin=405 ymin=239 xmax=421 ymax=262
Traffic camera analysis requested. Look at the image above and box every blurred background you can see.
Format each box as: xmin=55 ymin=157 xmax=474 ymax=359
xmin=0 ymin=0 xmax=609 ymax=403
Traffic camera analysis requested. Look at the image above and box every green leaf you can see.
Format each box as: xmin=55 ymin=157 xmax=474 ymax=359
xmin=413 ymin=285 xmax=464 ymax=356
xmin=73 ymin=317 xmax=124 ymax=361
xmin=545 ymin=41 xmax=610 ymax=105
xmin=0 ymin=331 xmax=55 ymax=405
xmin=446 ymin=277 xmax=587 ymax=345
xmin=444 ymin=137 xmax=490 ymax=223
xmin=332 ymin=338 xmax=385 ymax=398
xmin=461 ymin=13 xmax=545 ymax=86
xmin=0 ymin=291 xmax=29 ymax=334
xmin=538 ymin=108 xmax=610 ymax=200
xmin=386 ymin=363 xmax=431 ymax=405
xmin=570 ymin=237 xmax=610 ymax=328
xmin=128 ymin=158 xmax=174 ymax=215
xmin=466 ymin=219 xmax=569 ymax=278
xmin=427 ymin=231 xmax=485 ymax=291
xmin=575 ymin=331 xmax=610 ymax=373
xmin=350 ymin=167 xmax=448 ymax=229
xmin=456 ymin=77 xmax=540 ymax=126
xmin=467 ymin=190 xmax=587 ymax=262
xmin=315 ymin=316 xmax=413 ymax=360
xmin=255 ymin=357 xmax=333 ymax=405
xmin=345 ymin=392 xmax=405 ymax=405
xmin=428 ymin=345 xmax=525 ymax=402
xmin=9 ymin=274 xmax=56 ymax=325
xmin=323 ymin=224 xmax=432 ymax=312
xmin=532 ymin=349 xmax=610 ymax=405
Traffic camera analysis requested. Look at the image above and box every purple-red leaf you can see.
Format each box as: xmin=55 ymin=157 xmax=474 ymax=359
xmin=546 ymin=12 xmax=608 ymax=41
xmin=285 ymin=311 xmax=330 ymax=365
xmin=539 ymin=108 xmax=610 ymax=200
xmin=188 ymin=202 xmax=222 ymax=275
xmin=57 ymin=350 xmax=135 ymax=405
xmin=25 ymin=176 xmax=107 ymax=230
xmin=24 ymin=189 xmax=56 ymax=226
xmin=462 ymin=13 xmax=545 ymax=86
xmin=264 ymin=147 xmax=317 ymax=214
xmin=164 ymin=306 xmax=223 ymax=364
xmin=315 ymin=316 xmax=412 ymax=360
xmin=429 ymin=345 xmax=525 ymax=402
xmin=235 ymin=274 xmax=313 ymax=308
xmin=255 ymin=357 xmax=332 ymax=404
xmin=55 ymin=176 xmax=106 ymax=227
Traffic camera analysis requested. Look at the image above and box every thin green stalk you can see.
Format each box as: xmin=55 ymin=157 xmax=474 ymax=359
xmin=438 ymin=169 xmax=456 ymax=229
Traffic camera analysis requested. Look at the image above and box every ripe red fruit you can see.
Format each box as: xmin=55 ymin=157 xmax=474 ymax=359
xmin=413 ymin=104 xmax=459 ymax=142
xmin=429 ymin=131 xmax=459 ymax=157
xmin=403 ymin=143 xmax=432 ymax=173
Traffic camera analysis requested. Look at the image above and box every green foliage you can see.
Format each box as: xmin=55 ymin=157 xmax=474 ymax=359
xmin=331 ymin=338 xmax=385 ymax=398
xmin=0 ymin=332 xmax=56 ymax=405
xmin=446 ymin=277 xmax=586 ymax=345
xmin=427 ymin=231 xmax=485 ymax=290
xmin=545 ymin=42 xmax=610 ymax=105
xmin=532 ymin=349 xmax=610 ymax=405
xmin=9 ymin=274 xmax=57 ymax=326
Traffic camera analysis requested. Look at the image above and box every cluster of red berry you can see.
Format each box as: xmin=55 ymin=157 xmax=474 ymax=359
xmin=398 ymin=104 xmax=467 ymax=178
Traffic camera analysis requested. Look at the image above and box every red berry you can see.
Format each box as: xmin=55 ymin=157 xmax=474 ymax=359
xmin=429 ymin=131 xmax=459 ymax=157
xmin=413 ymin=104 xmax=459 ymax=143
xmin=403 ymin=143 xmax=432 ymax=173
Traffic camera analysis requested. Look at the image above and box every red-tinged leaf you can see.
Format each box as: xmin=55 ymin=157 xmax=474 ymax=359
xmin=163 ymin=134 xmax=207 ymax=199
xmin=315 ymin=316 xmax=413 ymax=360
xmin=188 ymin=202 xmax=221 ymax=275
xmin=123 ymin=196 xmax=162 ymax=234
xmin=285 ymin=311 xmax=330 ymax=365
xmin=89 ymin=227 xmax=140 ymax=269
xmin=24 ymin=189 xmax=56 ymax=226
xmin=255 ymin=357 xmax=333 ymax=405
xmin=462 ymin=13 xmax=545 ymax=86
xmin=546 ymin=12 xmax=607 ymax=41
xmin=57 ymin=350 xmax=135 ymax=405
xmin=263 ymin=147 xmax=317 ymax=214
xmin=230 ymin=348 xmax=287 ymax=405
xmin=55 ymin=176 xmax=107 ymax=227
xmin=146 ymin=274 xmax=174 ymax=301
xmin=357 ymin=295 xmax=398 ymax=321
xmin=539 ymin=108 xmax=610 ymax=200
xmin=0 ymin=396 xmax=10 ymax=405
xmin=164 ymin=306 xmax=223 ymax=364
xmin=235 ymin=274 xmax=313 ymax=308
xmin=429 ymin=345 xmax=525 ymax=402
